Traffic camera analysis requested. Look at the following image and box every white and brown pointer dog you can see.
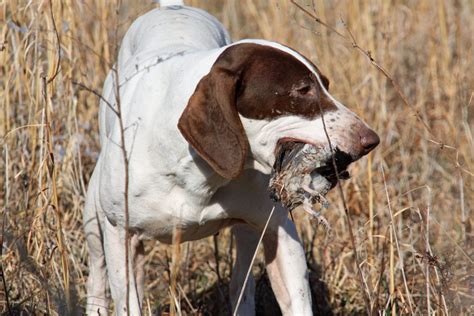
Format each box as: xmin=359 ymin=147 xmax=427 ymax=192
xmin=84 ymin=1 xmax=379 ymax=315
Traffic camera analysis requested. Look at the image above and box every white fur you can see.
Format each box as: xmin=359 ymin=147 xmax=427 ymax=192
xmin=84 ymin=5 xmax=373 ymax=316
xmin=156 ymin=0 xmax=184 ymax=6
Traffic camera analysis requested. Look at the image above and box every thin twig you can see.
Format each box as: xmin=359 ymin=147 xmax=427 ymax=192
xmin=233 ymin=206 xmax=275 ymax=316
xmin=373 ymin=227 xmax=390 ymax=314
xmin=430 ymin=216 xmax=473 ymax=264
xmin=411 ymin=186 xmax=449 ymax=315
xmin=46 ymin=0 xmax=61 ymax=85
xmin=170 ymin=228 xmax=182 ymax=316
xmin=290 ymin=0 xmax=473 ymax=178
xmin=41 ymin=76 xmax=72 ymax=312
xmin=2 ymin=124 xmax=46 ymax=141
xmin=425 ymin=188 xmax=431 ymax=315
xmin=381 ymin=165 xmax=414 ymax=314
xmin=290 ymin=0 xmax=346 ymax=38
xmin=41 ymin=4 xmax=72 ymax=304
xmin=421 ymin=186 xmax=449 ymax=315
xmin=1 ymin=201 xmax=12 ymax=316
xmin=71 ymin=81 xmax=119 ymax=117
xmin=316 ymin=93 xmax=372 ymax=315
xmin=111 ymin=0 xmax=132 ymax=314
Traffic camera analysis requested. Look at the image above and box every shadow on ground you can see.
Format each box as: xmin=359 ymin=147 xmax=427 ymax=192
xmin=156 ymin=263 xmax=333 ymax=315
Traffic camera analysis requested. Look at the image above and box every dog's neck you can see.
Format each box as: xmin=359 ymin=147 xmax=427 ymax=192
xmin=173 ymin=150 xmax=230 ymax=206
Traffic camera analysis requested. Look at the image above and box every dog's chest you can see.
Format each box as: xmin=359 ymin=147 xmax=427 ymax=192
xmin=98 ymin=154 xmax=233 ymax=243
xmin=130 ymin=184 xmax=235 ymax=243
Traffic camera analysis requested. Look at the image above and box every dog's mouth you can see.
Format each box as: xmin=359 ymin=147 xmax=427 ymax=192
xmin=269 ymin=139 xmax=353 ymax=209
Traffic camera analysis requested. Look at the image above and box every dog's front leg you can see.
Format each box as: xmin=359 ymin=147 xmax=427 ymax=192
xmin=230 ymin=224 xmax=258 ymax=315
xmin=263 ymin=216 xmax=312 ymax=315
xmin=103 ymin=217 xmax=144 ymax=316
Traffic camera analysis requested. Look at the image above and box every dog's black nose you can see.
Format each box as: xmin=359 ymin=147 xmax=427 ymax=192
xmin=360 ymin=128 xmax=380 ymax=155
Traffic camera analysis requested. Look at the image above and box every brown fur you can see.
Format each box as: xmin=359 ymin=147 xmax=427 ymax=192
xmin=178 ymin=68 xmax=249 ymax=179
xmin=178 ymin=43 xmax=338 ymax=179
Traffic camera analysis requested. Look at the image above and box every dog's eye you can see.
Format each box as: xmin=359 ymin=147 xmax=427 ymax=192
xmin=296 ymin=84 xmax=311 ymax=95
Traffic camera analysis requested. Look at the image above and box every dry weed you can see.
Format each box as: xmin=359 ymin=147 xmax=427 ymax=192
xmin=1 ymin=0 xmax=473 ymax=314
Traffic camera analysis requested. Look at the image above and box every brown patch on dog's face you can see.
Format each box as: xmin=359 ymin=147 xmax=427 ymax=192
xmin=179 ymin=43 xmax=341 ymax=179
xmin=215 ymin=43 xmax=337 ymax=120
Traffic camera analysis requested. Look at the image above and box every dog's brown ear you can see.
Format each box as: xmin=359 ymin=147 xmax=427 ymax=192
xmin=178 ymin=68 xmax=249 ymax=179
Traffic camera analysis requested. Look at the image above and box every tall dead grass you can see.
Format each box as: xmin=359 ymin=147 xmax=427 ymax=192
xmin=1 ymin=0 xmax=473 ymax=314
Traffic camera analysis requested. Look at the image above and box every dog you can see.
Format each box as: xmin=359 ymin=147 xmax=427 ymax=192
xmin=83 ymin=1 xmax=379 ymax=315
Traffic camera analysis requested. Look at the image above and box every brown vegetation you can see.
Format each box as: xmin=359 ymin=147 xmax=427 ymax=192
xmin=1 ymin=0 xmax=473 ymax=314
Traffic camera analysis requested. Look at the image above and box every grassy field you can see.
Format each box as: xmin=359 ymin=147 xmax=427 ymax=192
xmin=1 ymin=0 xmax=473 ymax=314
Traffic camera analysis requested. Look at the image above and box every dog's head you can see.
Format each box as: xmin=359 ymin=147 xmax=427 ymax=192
xmin=178 ymin=41 xmax=379 ymax=179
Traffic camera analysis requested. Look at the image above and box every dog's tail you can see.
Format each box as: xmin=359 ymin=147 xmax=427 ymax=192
xmin=156 ymin=0 xmax=184 ymax=6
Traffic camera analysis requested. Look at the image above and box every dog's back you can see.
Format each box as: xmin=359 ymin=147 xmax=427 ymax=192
xmin=118 ymin=3 xmax=231 ymax=67
xmin=99 ymin=2 xmax=231 ymax=146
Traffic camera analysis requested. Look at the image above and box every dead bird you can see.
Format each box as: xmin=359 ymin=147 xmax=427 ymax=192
xmin=269 ymin=141 xmax=352 ymax=211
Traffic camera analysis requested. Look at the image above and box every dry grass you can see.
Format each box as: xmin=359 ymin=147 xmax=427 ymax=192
xmin=1 ymin=0 xmax=473 ymax=314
